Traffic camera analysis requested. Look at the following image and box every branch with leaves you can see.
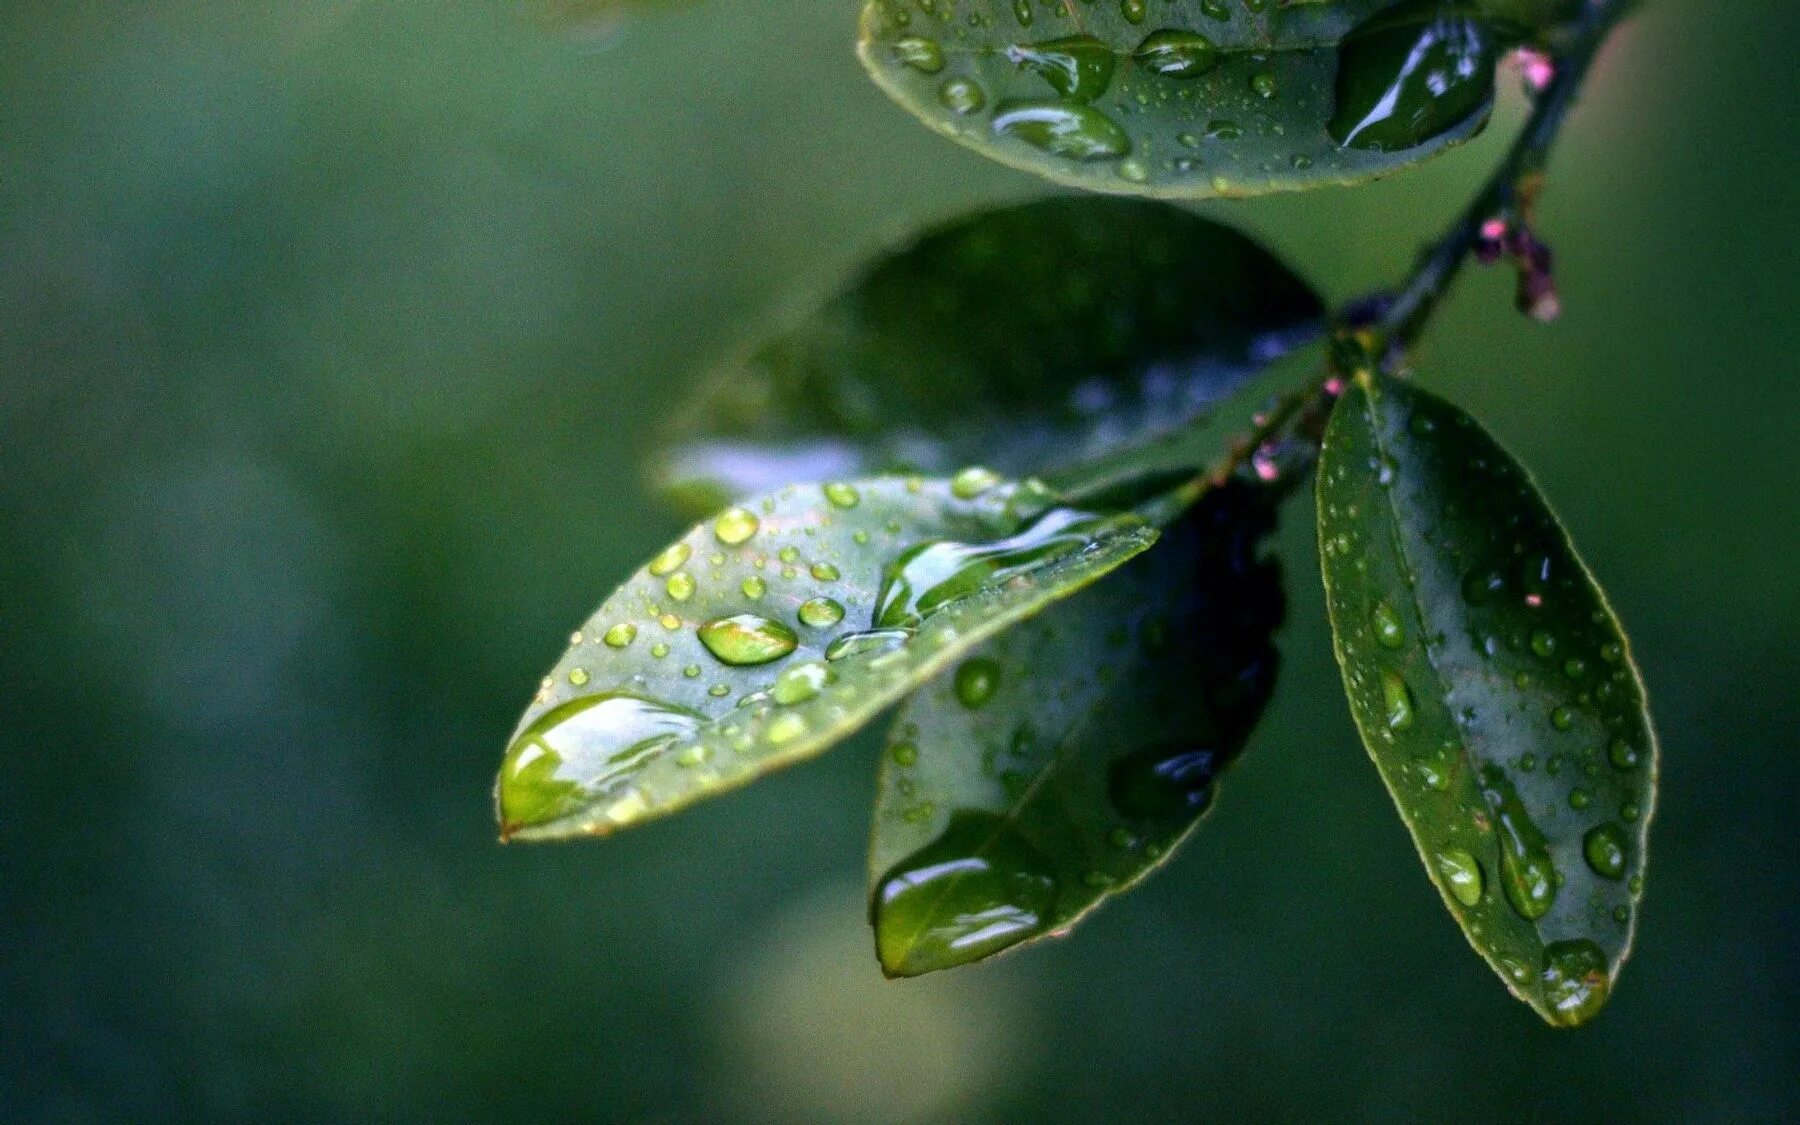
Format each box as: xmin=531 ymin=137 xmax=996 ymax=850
xmin=499 ymin=0 xmax=1655 ymax=1029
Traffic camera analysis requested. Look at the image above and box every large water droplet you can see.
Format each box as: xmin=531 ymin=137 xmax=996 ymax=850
xmin=1329 ymin=2 xmax=1496 ymax=152
xmin=824 ymin=628 xmax=911 ymax=662
xmin=1540 ymin=939 xmax=1610 ymax=1026
xmin=873 ymin=812 xmax=1059 ymax=976
xmin=498 ymin=694 xmax=702 ymax=834
xmin=697 ymin=614 xmax=798 ymax=666
xmin=798 ymin=597 xmax=846 ymax=628
xmin=647 ymin=542 xmax=691 ymax=577
xmin=1480 ymin=764 xmax=1558 ymax=921
xmin=992 ymin=101 xmax=1130 ymax=162
xmin=1005 ymin=35 xmax=1115 ymax=101
xmin=874 ymin=506 xmax=1120 ymax=629
xmin=771 ymin=661 xmax=833 ymax=706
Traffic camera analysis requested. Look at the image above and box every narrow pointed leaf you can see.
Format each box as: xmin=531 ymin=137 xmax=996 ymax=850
xmin=498 ymin=476 xmax=1156 ymax=841
xmin=658 ymin=197 xmax=1320 ymax=511
xmin=869 ymin=481 xmax=1284 ymax=976
xmin=858 ymin=0 xmax=1501 ymax=199
xmin=1317 ymin=372 xmax=1657 ymax=1027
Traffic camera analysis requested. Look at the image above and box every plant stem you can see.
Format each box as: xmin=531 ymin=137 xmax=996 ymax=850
xmin=1373 ymin=0 xmax=1626 ymax=359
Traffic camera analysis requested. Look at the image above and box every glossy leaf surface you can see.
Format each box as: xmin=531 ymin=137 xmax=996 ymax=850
xmin=1317 ymin=372 xmax=1657 ymax=1026
xmin=870 ymin=481 xmax=1284 ymax=976
xmin=858 ymin=0 xmax=1499 ymax=199
xmin=658 ymin=197 xmax=1321 ymax=511
xmin=499 ymin=476 xmax=1156 ymax=841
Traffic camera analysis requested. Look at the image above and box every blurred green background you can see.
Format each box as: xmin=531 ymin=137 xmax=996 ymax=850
xmin=4 ymin=2 xmax=1796 ymax=1120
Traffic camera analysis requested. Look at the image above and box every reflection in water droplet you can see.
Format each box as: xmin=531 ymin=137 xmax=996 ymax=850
xmin=1005 ymin=35 xmax=1115 ymax=101
xmin=1371 ymin=601 xmax=1405 ymax=648
xmin=698 ymin=614 xmax=798 ymax=666
xmin=873 ymin=812 xmax=1058 ymax=976
xmin=498 ymin=694 xmax=703 ymax=833
xmin=798 ymin=597 xmax=846 ymax=628
xmin=825 ymin=629 xmax=911 ymax=662
xmin=1134 ymin=29 xmax=1219 ymax=78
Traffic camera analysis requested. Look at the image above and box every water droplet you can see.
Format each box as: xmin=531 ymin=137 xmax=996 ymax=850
xmin=798 ymin=597 xmax=846 ymax=629
xmin=890 ymin=741 xmax=919 ymax=767
xmin=810 ymin=562 xmax=840 ymax=582
xmin=603 ymin=623 xmax=637 ymax=648
xmin=647 ymin=542 xmax=691 ymax=577
xmin=664 ymin=572 xmax=696 ymax=602
xmin=1530 ymin=630 xmax=1558 ymax=659
xmin=993 ymin=101 xmax=1130 ymax=162
xmin=1381 ymin=670 xmax=1416 ymax=732
xmin=822 ymin=482 xmax=861 ymax=509
xmin=950 ymin=465 xmax=1003 ymax=499
xmin=892 ymin=35 xmax=944 ymax=74
xmin=498 ymin=694 xmax=702 ymax=833
xmin=874 ymin=506 xmax=1121 ymax=629
xmin=1540 ymin=940 xmax=1610 ymax=1026
xmin=873 ymin=812 xmax=1058 ymax=976
xmin=568 ymin=667 xmax=589 ymax=686
xmin=954 ymin=657 xmax=1002 ymax=709
xmin=766 ymin=711 xmax=808 ymax=746
xmin=1550 ymin=705 xmax=1574 ymax=731
xmin=938 ymin=76 xmax=987 ymax=115
xmin=1109 ymin=746 xmax=1218 ymax=820
xmin=1004 ymin=35 xmax=1114 ymax=102
xmin=1480 ymin=765 xmax=1558 ymax=921
xmin=1133 ymin=29 xmax=1219 ymax=78
xmin=713 ymin=507 xmax=760 ymax=545
xmin=1568 ymin=787 xmax=1591 ymax=811
xmin=1330 ymin=3 xmax=1496 ymax=152
xmin=1583 ymin=822 xmax=1627 ymax=880
xmin=697 ymin=614 xmax=798 ymax=666
xmin=771 ymin=661 xmax=833 ymax=706
xmin=1435 ymin=848 xmax=1484 ymax=907
xmin=741 ymin=576 xmax=767 ymax=600
xmin=1608 ymin=738 xmax=1639 ymax=770
xmin=825 ymin=628 xmax=911 ymax=662
xmin=1371 ymin=601 xmax=1405 ymax=648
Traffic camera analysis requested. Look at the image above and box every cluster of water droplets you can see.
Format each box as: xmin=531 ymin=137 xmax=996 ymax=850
xmin=500 ymin=471 xmax=1138 ymax=839
xmin=867 ymin=0 xmax=1496 ymax=190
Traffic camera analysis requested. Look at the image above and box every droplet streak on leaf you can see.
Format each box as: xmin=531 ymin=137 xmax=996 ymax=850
xmin=1317 ymin=372 xmax=1657 ymax=1027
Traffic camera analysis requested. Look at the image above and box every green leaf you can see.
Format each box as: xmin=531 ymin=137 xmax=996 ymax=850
xmin=868 ymin=480 xmax=1285 ymax=976
xmin=498 ymin=475 xmax=1157 ymax=842
xmin=657 ymin=197 xmax=1321 ymax=511
xmin=1316 ymin=371 xmax=1657 ymax=1027
xmin=857 ymin=0 xmax=1500 ymax=199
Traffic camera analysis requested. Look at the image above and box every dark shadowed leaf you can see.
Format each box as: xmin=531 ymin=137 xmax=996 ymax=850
xmin=869 ymin=480 xmax=1285 ymax=976
xmin=858 ymin=0 xmax=1505 ymax=199
xmin=1317 ymin=371 xmax=1657 ymax=1027
xmin=657 ymin=197 xmax=1321 ymax=511
xmin=498 ymin=475 xmax=1156 ymax=841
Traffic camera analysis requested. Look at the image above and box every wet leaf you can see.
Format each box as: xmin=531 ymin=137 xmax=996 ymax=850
xmin=498 ymin=475 xmax=1156 ymax=841
xmin=1317 ymin=371 xmax=1658 ymax=1027
xmin=858 ymin=0 xmax=1502 ymax=199
xmin=869 ymin=480 xmax=1285 ymax=976
xmin=658 ymin=197 xmax=1321 ymax=511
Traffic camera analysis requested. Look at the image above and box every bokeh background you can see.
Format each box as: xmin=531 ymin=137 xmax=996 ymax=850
xmin=4 ymin=2 xmax=1796 ymax=1120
